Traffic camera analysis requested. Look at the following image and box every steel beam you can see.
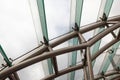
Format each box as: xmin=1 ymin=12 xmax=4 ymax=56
xmin=110 ymin=74 xmax=120 ymax=80
xmin=1 ymin=34 xmax=120 ymax=79
xmin=86 ymin=47 xmax=94 ymax=80
xmin=94 ymin=70 xmax=119 ymax=80
xmin=77 ymin=32 xmax=88 ymax=80
xmin=12 ymin=16 xmax=120 ymax=65
xmin=0 ymin=16 xmax=119 ymax=79
xmin=48 ymin=46 xmax=58 ymax=75
xmin=12 ymin=16 xmax=120 ymax=64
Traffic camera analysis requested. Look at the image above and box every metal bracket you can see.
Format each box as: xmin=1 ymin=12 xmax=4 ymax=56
xmin=108 ymin=49 xmax=114 ymax=54
xmin=117 ymin=29 xmax=120 ymax=39
xmin=101 ymin=71 xmax=106 ymax=80
xmin=82 ymin=53 xmax=87 ymax=66
xmin=40 ymin=36 xmax=49 ymax=46
xmin=100 ymin=13 xmax=107 ymax=21
xmin=72 ymin=23 xmax=79 ymax=31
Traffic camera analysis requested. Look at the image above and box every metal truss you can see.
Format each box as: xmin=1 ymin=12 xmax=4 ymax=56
xmin=0 ymin=15 xmax=120 ymax=80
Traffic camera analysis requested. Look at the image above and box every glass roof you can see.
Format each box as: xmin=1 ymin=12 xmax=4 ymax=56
xmin=0 ymin=0 xmax=120 ymax=80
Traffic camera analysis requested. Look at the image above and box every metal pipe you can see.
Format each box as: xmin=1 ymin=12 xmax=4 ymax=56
xmin=42 ymin=64 xmax=84 ymax=80
xmin=8 ymin=74 xmax=16 ymax=80
xmin=48 ymin=46 xmax=58 ymax=74
xmin=77 ymin=32 xmax=88 ymax=80
xmin=92 ymin=38 xmax=120 ymax=61
xmin=13 ymin=31 xmax=77 ymax=64
xmin=13 ymin=72 xmax=20 ymax=80
xmin=86 ymin=47 xmax=94 ymax=80
xmin=94 ymin=70 xmax=119 ymax=80
xmin=42 ymin=37 xmax=120 ymax=80
xmin=0 ymin=43 xmax=87 ymax=79
xmin=88 ymin=22 xmax=120 ymax=46
xmin=107 ymin=15 xmax=120 ymax=21
xmin=110 ymin=74 xmax=120 ymax=80
xmin=1 ymin=16 xmax=120 ymax=79
xmin=106 ymin=24 xmax=116 ymax=38
xmin=78 ymin=32 xmax=86 ymax=43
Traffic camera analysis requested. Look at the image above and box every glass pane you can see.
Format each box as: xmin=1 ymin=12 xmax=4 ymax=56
xmin=53 ymin=41 xmax=69 ymax=70
xmin=29 ymin=0 xmax=44 ymax=43
xmin=99 ymin=34 xmax=113 ymax=49
xmin=81 ymin=0 xmax=102 ymax=26
xmin=93 ymin=52 xmax=106 ymax=75
xmin=0 ymin=0 xmax=38 ymax=59
xmin=44 ymin=0 xmax=71 ymax=40
xmin=18 ymin=62 xmax=45 ymax=80
xmin=109 ymin=0 xmax=120 ymax=17
xmin=74 ymin=69 xmax=83 ymax=80
xmin=55 ymin=74 xmax=68 ymax=80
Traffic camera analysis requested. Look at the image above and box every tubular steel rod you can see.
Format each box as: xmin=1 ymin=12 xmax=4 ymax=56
xmin=86 ymin=47 xmax=94 ymax=80
xmin=88 ymin=22 xmax=120 ymax=46
xmin=94 ymin=70 xmax=119 ymax=80
xmin=13 ymin=72 xmax=20 ymax=80
xmin=13 ymin=31 xmax=77 ymax=64
xmin=48 ymin=46 xmax=58 ymax=74
xmin=110 ymin=74 xmax=120 ymax=80
xmin=78 ymin=32 xmax=86 ymax=43
xmin=77 ymin=32 xmax=88 ymax=80
xmin=0 ymin=44 xmax=87 ymax=79
xmin=8 ymin=74 xmax=16 ymax=80
xmin=106 ymin=24 xmax=117 ymax=38
xmin=107 ymin=21 xmax=120 ymax=24
xmin=92 ymin=38 xmax=120 ymax=61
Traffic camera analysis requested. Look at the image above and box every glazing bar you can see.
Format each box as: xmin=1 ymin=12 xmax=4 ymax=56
xmin=37 ymin=0 xmax=53 ymax=74
xmin=92 ymin=0 xmax=114 ymax=67
xmin=70 ymin=0 xmax=84 ymax=79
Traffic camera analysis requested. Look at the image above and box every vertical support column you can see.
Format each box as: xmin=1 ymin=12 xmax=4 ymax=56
xmin=8 ymin=74 xmax=16 ymax=80
xmin=86 ymin=47 xmax=94 ymax=80
xmin=48 ymin=46 xmax=58 ymax=75
xmin=77 ymin=32 xmax=88 ymax=80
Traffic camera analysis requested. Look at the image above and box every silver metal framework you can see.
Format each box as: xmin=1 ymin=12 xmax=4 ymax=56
xmin=0 ymin=15 xmax=120 ymax=80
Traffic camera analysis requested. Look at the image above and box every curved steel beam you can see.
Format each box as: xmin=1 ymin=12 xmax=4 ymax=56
xmin=13 ymin=15 xmax=120 ymax=64
xmin=42 ymin=37 xmax=120 ymax=80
